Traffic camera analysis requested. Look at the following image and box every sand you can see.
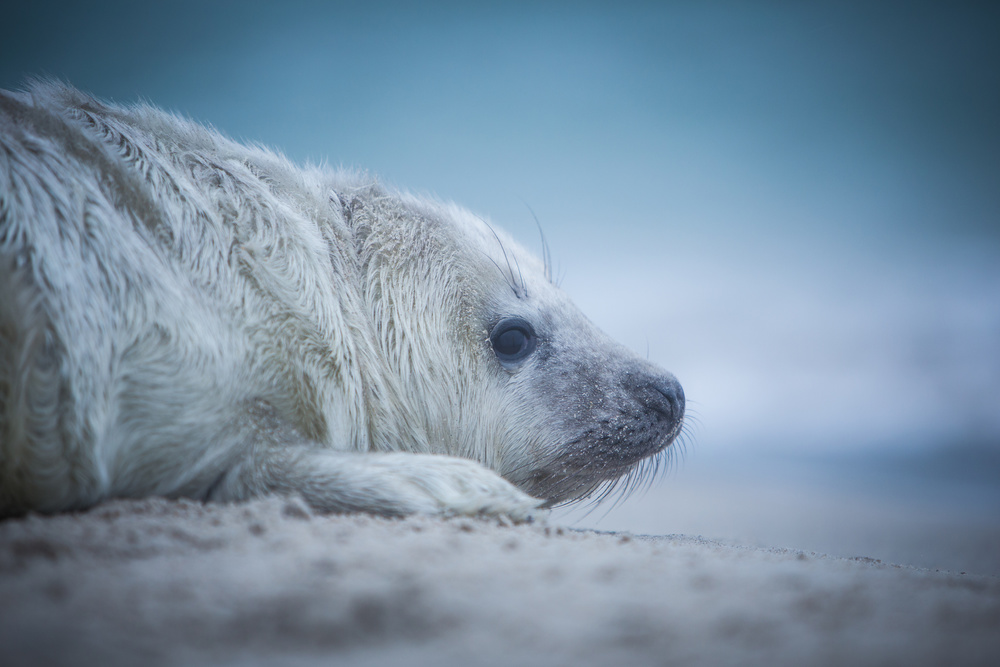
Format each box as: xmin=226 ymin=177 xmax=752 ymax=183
xmin=2 ymin=496 xmax=998 ymax=667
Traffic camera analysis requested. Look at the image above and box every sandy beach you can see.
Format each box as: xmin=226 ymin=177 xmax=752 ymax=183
xmin=2 ymin=496 xmax=998 ymax=667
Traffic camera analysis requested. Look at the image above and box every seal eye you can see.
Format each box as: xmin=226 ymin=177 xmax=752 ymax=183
xmin=490 ymin=317 xmax=538 ymax=366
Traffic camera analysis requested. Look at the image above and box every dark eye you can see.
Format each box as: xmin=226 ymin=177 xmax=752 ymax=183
xmin=490 ymin=317 xmax=538 ymax=366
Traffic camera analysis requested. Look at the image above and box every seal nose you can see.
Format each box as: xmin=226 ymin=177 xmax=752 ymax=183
xmin=649 ymin=374 xmax=685 ymax=424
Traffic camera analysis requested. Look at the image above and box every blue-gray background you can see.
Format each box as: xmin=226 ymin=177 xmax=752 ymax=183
xmin=4 ymin=1 xmax=998 ymax=574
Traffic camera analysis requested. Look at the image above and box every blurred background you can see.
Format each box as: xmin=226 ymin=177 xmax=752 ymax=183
xmin=3 ymin=1 xmax=998 ymax=575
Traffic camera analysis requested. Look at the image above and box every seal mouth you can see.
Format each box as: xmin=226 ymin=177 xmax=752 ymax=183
xmin=518 ymin=415 xmax=685 ymax=506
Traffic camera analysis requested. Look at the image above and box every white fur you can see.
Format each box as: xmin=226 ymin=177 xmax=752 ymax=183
xmin=0 ymin=83 xmax=683 ymax=520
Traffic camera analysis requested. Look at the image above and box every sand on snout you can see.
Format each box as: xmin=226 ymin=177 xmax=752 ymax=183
xmin=1 ymin=496 xmax=998 ymax=667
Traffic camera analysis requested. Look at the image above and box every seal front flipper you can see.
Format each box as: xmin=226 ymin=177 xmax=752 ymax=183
xmin=207 ymin=447 xmax=543 ymax=523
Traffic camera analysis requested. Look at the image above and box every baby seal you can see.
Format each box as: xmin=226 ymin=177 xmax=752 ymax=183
xmin=0 ymin=83 xmax=684 ymax=520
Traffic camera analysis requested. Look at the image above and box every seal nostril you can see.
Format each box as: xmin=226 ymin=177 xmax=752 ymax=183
xmin=650 ymin=376 xmax=685 ymax=422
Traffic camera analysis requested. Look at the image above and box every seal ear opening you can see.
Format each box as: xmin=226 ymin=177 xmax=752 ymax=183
xmin=490 ymin=317 xmax=538 ymax=367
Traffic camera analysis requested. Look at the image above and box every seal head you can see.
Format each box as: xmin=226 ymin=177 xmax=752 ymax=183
xmin=353 ymin=191 xmax=686 ymax=506
xmin=480 ymin=263 xmax=685 ymax=504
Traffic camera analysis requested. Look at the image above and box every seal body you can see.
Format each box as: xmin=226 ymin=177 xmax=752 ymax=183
xmin=0 ymin=83 xmax=684 ymax=519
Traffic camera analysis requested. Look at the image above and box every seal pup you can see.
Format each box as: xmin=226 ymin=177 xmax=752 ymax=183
xmin=0 ymin=83 xmax=684 ymax=520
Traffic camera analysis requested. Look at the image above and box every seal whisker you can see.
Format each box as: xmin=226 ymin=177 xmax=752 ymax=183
xmin=480 ymin=249 xmax=521 ymax=299
xmin=511 ymin=252 xmax=527 ymax=299
xmin=477 ymin=214 xmax=525 ymax=299
xmin=524 ymin=203 xmax=553 ymax=285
